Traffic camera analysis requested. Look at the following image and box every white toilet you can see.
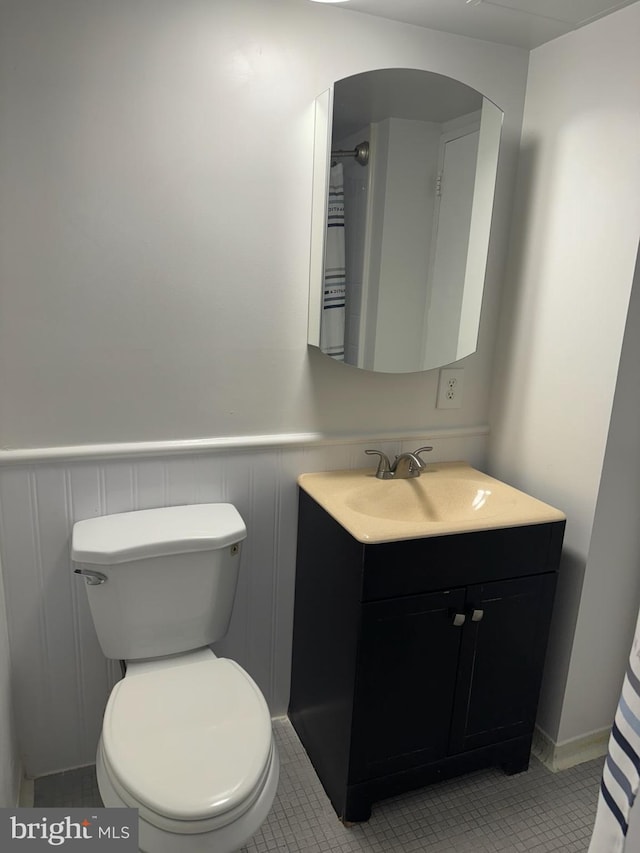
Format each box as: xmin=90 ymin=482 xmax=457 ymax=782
xmin=71 ymin=503 xmax=279 ymax=853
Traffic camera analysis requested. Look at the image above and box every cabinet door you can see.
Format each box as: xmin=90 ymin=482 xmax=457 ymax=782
xmin=351 ymin=589 xmax=466 ymax=781
xmin=449 ymin=574 xmax=557 ymax=754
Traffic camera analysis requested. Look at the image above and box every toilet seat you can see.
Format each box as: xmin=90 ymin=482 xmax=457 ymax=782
xmin=101 ymin=654 xmax=273 ymax=832
xmin=99 ymin=740 xmax=275 ymax=835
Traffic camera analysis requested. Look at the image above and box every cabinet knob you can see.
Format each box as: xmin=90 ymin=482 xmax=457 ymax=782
xmin=471 ymin=609 xmax=484 ymax=622
xmin=452 ymin=612 xmax=466 ymax=627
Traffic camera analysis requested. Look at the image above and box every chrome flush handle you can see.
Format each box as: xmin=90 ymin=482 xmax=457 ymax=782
xmin=74 ymin=568 xmax=108 ymax=586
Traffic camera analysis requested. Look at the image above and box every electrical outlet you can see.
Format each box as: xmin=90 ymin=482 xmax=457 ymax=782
xmin=436 ymin=368 xmax=464 ymax=409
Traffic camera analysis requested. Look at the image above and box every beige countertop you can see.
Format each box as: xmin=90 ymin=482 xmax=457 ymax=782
xmin=297 ymin=461 xmax=566 ymax=544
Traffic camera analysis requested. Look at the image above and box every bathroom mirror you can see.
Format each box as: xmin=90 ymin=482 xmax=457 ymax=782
xmin=308 ymin=69 xmax=503 ymax=373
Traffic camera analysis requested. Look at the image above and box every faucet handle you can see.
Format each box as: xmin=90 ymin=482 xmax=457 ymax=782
xmin=364 ymin=449 xmax=393 ymax=479
xmin=413 ymin=446 xmax=433 ymax=461
xmin=408 ymin=446 xmax=433 ymax=470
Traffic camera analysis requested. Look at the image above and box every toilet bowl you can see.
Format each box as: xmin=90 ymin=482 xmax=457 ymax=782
xmin=72 ymin=504 xmax=279 ymax=852
xmin=96 ymin=650 xmax=279 ymax=853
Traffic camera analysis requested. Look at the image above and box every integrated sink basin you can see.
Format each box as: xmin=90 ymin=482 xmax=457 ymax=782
xmin=345 ymin=476 xmax=497 ymax=523
xmin=298 ymin=461 xmax=565 ymax=543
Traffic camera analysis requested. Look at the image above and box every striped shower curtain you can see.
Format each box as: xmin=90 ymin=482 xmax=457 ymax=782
xmin=589 ymin=607 xmax=640 ymax=852
xmin=320 ymin=163 xmax=346 ymax=361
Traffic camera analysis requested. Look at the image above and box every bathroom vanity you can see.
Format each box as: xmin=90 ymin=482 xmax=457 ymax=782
xmin=288 ymin=463 xmax=565 ymax=822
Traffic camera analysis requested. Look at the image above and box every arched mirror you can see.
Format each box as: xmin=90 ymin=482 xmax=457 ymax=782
xmin=308 ymin=69 xmax=503 ymax=373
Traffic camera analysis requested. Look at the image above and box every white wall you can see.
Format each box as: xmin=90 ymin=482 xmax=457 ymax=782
xmin=0 ymin=0 xmax=527 ymax=450
xmin=561 ymin=244 xmax=640 ymax=742
xmin=0 ymin=0 xmax=529 ymax=777
xmin=488 ymin=2 xmax=640 ymax=746
xmin=0 ymin=559 xmax=21 ymax=806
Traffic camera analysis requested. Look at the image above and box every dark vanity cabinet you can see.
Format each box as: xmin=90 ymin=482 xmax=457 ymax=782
xmin=288 ymin=489 xmax=565 ymax=822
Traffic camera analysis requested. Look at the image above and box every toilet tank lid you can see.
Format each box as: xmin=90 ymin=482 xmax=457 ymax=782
xmin=71 ymin=504 xmax=247 ymax=565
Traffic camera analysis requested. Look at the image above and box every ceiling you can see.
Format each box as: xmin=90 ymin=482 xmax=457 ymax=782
xmin=333 ymin=0 xmax=638 ymax=49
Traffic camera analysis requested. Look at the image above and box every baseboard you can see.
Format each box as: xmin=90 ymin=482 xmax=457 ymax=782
xmin=532 ymin=725 xmax=609 ymax=772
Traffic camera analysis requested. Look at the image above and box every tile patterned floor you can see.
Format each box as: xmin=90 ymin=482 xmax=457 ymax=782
xmin=34 ymin=719 xmax=602 ymax=851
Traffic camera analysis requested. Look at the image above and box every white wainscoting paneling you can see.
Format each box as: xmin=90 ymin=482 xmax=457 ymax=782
xmin=0 ymin=431 xmax=487 ymax=778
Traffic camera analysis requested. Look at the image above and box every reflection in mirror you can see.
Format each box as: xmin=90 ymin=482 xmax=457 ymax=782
xmin=308 ymin=69 xmax=503 ymax=374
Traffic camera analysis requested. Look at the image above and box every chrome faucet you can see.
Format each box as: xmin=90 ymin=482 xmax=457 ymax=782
xmin=393 ymin=452 xmax=427 ymax=480
xmin=365 ymin=446 xmax=433 ymax=479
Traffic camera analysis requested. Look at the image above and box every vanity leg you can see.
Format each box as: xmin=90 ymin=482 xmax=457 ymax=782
xmin=502 ymin=756 xmax=530 ymax=775
xmin=342 ymin=790 xmax=372 ymax=824
xmin=500 ymin=739 xmax=532 ymax=776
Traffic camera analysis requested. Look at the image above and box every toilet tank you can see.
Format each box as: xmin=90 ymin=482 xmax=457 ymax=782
xmin=71 ymin=504 xmax=246 ymax=661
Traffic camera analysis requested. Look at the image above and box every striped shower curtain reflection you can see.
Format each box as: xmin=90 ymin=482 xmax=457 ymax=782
xmin=320 ymin=163 xmax=346 ymax=361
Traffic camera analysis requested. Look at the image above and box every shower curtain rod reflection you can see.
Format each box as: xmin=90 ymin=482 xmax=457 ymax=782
xmin=330 ymin=140 xmax=369 ymax=166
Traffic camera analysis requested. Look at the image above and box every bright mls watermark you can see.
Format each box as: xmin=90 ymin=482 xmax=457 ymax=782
xmin=0 ymin=809 xmax=138 ymax=850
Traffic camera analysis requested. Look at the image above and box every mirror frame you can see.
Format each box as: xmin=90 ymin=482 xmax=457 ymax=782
xmin=308 ymin=86 xmax=332 ymax=350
